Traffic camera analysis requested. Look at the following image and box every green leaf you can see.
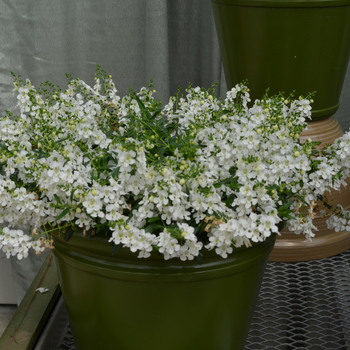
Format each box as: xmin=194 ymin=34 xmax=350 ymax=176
xmin=144 ymin=224 xmax=164 ymax=234
xmin=196 ymin=252 xmax=203 ymax=265
xmin=35 ymin=149 xmax=49 ymax=159
xmin=112 ymin=244 xmax=121 ymax=255
xmin=223 ymin=193 xmax=235 ymax=207
xmin=91 ymin=170 xmax=99 ymax=180
xmin=64 ymin=226 xmax=74 ymax=242
xmin=134 ymin=95 xmax=149 ymax=117
xmin=69 ymin=189 xmax=76 ymax=203
xmin=111 ymin=167 xmax=120 ymax=179
xmin=56 ymin=137 xmax=70 ymax=144
xmin=282 ymin=213 xmax=296 ymax=220
xmin=54 ymin=194 xmax=62 ymax=205
xmin=147 ymin=217 xmax=162 ymax=223
xmin=151 ymin=109 xmax=161 ymax=119
xmin=279 ymin=200 xmax=294 ymax=211
xmin=194 ymin=221 xmax=208 ymax=235
xmin=56 ymin=207 xmax=70 ymax=221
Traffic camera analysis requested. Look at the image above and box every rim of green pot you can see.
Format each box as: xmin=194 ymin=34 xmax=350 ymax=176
xmin=211 ymin=0 xmax=350 ymax=8
xmin=52 ymin=231 xmax=276 ymax=283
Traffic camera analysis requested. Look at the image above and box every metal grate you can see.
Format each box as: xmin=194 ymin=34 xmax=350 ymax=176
xmin=57 ymin=325 xmax=76 ymax=350
xmin=55 ymin=251 xmax=350 ymax=350
xmin=246 ymin=251 xmax=350 ymax=350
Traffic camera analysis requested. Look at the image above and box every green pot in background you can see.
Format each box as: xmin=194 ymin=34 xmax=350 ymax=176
xmin=52 ymin=230 xmax=276 ymax=350
xmin=211 ymin=0 xmax=350 ymax=120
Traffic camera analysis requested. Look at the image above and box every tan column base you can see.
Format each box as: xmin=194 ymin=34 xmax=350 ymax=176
xmin=269 ymin=116 xmax=350 ymax=262
xmin=269 ymin=222 xmax=350 ymax=262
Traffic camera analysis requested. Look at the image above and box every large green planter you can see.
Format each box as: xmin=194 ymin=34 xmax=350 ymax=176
xmin=211 ymin=0 xmax=350 ymax=119
xmin=52 ymin=231 xmax=276 ymax=350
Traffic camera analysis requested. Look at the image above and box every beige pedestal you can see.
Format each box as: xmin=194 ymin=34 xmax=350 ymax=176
xmin=269 ymin=116 xmax=350 ymax=261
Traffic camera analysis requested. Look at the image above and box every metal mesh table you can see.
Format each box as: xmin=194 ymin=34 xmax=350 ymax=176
xmin=246 ymin=251 xmax=350 ymax=350
xmin=40 ymin=250 xmax=350 ymax=350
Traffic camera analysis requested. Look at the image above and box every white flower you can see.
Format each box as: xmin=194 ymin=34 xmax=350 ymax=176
xmin=178 ymin=240 xmax=203 ymax=261
xmin=215 ymin=243 xmax=233 ymax=259
xmin=158 ymin=231 xmax=181 ymax=260
xmin=82 ymin=192 xmax=104 ymax=216
xmin=296 ymin=99 xmax=312 ymax=116
xmin=258 ymin=214 xmax=279 ymax=238
xmin=0 ymin=227 xmax=42 ymax=259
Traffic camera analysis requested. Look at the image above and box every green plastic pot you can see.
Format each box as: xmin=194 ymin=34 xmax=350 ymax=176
xmin=52 ymin=231 xmax=276 ymax=350
xmin=211 ymin=0 xmax=350 ymax=119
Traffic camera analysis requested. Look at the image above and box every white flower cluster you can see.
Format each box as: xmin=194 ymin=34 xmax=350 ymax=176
xmin=327 ymin=205 xmax=350 ymax=232
xmin=1 ymin=67 xmax=350 ymax=260
xmin=0 ymin=227 xmax=46 ymax=259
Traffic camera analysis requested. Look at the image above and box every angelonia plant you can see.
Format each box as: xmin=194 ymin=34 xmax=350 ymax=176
xmin=1 ymin=66 xmax=350 ymax=260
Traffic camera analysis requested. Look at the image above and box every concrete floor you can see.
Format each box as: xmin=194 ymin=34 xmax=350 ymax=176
xmin=0 ymin=304 xmax=17 ymax=337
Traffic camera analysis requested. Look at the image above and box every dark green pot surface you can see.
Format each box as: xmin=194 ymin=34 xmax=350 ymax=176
xmin=211 ymin=0 xmax=350 ymax=119
xmin=52 ymin=231 xmax=276 ymax=350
